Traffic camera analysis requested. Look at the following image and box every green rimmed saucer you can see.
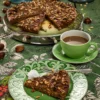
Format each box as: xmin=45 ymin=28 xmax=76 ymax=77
xmin=52 ymin=43 xmax=98 ymax=64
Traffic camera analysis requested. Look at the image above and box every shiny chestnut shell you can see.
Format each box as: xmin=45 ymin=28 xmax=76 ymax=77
xmin=84 ymin=17 xmax=92 ymax=24
xmin=15 ymin=45 xmax=24 ymax=53
xmin=3 ymin=0 xmax=11 ymax=6
xmin=2 ymin=8 xmax=8 ymax=13
xmin=0 ymin=16 xmax=2 ymax=22
xmin=0 ymin=43 xmax=4 ymax=50
xmin=0 ymin=52 xmax=5 ymax=59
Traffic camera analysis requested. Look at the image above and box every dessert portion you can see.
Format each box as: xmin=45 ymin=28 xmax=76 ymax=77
xmin=17 ymin=13 xmax=45 ymax=33
xmin=46 ymin=1 xmax=77 ymax=29
xmin=7 ymin=1 xmax=44 ymax=24
xmin=7 ymin=0 xmax=77 ymax=33
xmin=25 ymin=70 xmax=70 ymax=100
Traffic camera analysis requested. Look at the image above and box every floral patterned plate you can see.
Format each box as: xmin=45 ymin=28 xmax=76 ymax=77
xmin=8 ymin=60 xmax=88 ymax=100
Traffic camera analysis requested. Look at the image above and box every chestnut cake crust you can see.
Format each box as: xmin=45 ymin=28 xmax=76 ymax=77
xmin=7 ymin=0 xmax=77 ymax=33
xmin=24 ymin=70 xmax=70 ymax=100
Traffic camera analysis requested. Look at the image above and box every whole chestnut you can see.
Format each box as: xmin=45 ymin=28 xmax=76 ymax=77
xmin=0 ymin=43 xmax=4 ymax=50
xmin=0 ymin=52 xmax=5 ymax=59
xmin=2 ymin=8 xmax=8 ymax=13
xmin=15 ymin=45 xmax=24 ymax=53
xmin=3 ymin=0 xmax=11 ymax=6
xmin=0 ymin=16 xmax=2 ymax=22
xmin=84 ymin=17 xmax=92 ymax=24
xmin=26 ymin=35 xmax=31 ymax=40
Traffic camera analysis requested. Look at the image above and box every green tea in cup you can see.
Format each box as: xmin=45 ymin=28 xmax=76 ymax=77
xmin=60 ymin=30 xmax=97 ymax=59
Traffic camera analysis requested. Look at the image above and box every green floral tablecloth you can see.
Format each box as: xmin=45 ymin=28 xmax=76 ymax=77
xmin=0 ymin=0 xmax=100 ymax=100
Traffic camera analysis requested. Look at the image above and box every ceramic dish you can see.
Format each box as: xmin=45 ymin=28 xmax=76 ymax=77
xmin=9 ymin=60 xmax=88 ymax=100
xmin=52 ymin=43 xmax=98 ymax=64
xmin=3 ymin=12 xmax=83 ymax=45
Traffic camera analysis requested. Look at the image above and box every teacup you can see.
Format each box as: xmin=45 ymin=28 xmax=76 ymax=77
xmin=60 ymin=30 xmax=97 ymax=59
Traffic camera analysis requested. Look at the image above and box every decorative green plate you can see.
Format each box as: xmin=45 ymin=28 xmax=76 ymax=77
xmin=8 ymin=60 xmax=88 ymax=100
xmin=52 ymin=43 xmax=98 ymax=64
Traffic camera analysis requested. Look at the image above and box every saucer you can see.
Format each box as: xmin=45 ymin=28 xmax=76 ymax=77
xmin=52 ymin=43 xmax=98 ymax=64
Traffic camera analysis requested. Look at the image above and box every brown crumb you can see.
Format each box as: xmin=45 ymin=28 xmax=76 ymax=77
xmin=48 ymin=24 xmax=52 ymax=29
xmin=35 ymin=96 xmax=40 ymax=99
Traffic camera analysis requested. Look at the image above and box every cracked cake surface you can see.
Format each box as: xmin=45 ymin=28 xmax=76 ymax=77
xmin=7 ymin=2 xmax=44 ymax=24
xmin=24 ymin=70 xmax=70 ymax=100
xmin=17 ymin=13 xmax=45 ymax=33
xmin=7 ymin=0 xmax=77 ymax=33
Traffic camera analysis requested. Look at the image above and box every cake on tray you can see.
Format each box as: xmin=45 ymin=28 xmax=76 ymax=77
xmin=7 ymin=0 xmax=77 ymax=33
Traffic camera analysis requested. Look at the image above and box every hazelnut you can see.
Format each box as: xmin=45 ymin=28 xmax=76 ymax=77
xmin=3 ymin=0 xmax=11 ymax=6
xmin=0 ymin=52 xmax=5 ymax=59
xmin=15 ymin=45 xmax=24 ymax=53
xmin=0 ymin=43 xmax=4 ymax=50
xmin=84 ymin=17 xmax=92 ymax=24
xmin=2 ymin=8 xmax=8 ymax=13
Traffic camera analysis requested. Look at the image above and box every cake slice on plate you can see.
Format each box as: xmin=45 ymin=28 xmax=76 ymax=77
xmin=24 ymin=70 xmax=70 ymax=100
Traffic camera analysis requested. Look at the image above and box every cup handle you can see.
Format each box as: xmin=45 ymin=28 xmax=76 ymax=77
xmin=86 ymin=42 xmax=98 ymax=56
